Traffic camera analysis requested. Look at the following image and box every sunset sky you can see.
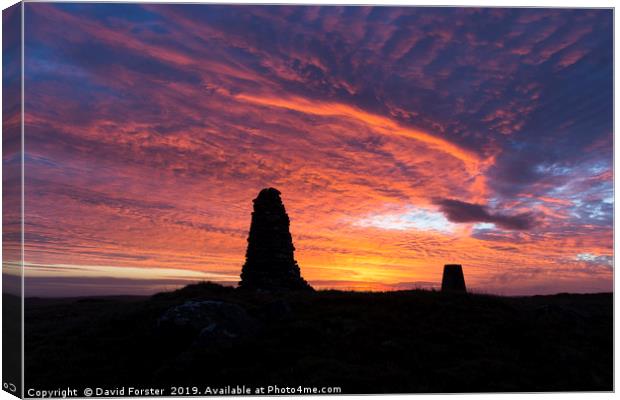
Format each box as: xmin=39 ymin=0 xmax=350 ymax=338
xmin=18 ymin=4 xmax=612 ymax=296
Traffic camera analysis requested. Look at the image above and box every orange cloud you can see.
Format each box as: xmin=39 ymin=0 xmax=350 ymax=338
xmin=234 ymin=92 xmax=487 ymax=177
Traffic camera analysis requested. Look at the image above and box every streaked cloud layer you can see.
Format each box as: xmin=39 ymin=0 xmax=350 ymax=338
xmin=20 ymin=4 xmax=612 ymax=295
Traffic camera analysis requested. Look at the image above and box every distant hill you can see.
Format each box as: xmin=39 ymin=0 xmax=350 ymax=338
xmin=24 ymin=283 xmax=612 ymax=393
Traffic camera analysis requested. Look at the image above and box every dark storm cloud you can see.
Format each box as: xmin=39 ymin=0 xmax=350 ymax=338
xmin=435 ymin=199 xmax=535 ymax=230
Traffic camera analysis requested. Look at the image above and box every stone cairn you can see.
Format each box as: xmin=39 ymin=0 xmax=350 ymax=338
xmin=239 ymin=188 xmax=313 ymax=291
xmin=441 ymin=264 xmax=467 ymax=293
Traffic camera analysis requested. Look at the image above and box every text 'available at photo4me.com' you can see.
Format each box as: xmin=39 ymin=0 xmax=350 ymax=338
xmin=25 ymin=385 xmax=344 ymax=398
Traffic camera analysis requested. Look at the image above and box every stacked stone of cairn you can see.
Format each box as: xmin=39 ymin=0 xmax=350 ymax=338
xmin=441 ymin=264 xmax=467 ymax=293
xmin=239 ymin=188 xmax=313 ymax=291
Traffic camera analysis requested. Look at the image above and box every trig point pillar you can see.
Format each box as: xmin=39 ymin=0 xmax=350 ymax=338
xmin=441 ymin=264 xmax=467 ymax=293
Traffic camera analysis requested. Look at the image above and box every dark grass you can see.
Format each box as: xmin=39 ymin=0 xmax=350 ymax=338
xmin=24 ymin=282 xmax=612 ymax=393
